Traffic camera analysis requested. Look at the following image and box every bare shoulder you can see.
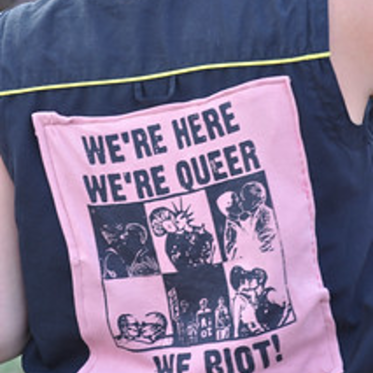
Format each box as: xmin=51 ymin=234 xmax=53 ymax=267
xmin=329 ymin=0 xmax=373 ymax=124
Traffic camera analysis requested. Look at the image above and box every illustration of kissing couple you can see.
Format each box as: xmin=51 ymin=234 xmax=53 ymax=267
xmin=217 ymin=181 xmax=277 ymax=260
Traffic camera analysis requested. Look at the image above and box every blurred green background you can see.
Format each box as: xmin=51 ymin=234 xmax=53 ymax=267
xmin=0 ymin=358 xmax=24 ymax=373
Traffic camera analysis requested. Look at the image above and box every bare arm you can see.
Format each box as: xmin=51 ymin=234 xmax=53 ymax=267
xmin=0 ymin=157 xmax=28 ymax=362
xmin=329 ymin=0 xmax=373 ymax=124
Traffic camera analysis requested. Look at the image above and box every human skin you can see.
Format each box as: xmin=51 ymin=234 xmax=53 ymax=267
xmin=0 ymin=0 xmax=372 ymax=363
xmin=1 ymin=0 xmax=36 ymax=11
xmin=0 ymin=159 xmax=28 ymax=362
xmin=329 ymin=0 xmax=373 ymax=125
xmin=0 ymin=0 xmax=29 ymax=11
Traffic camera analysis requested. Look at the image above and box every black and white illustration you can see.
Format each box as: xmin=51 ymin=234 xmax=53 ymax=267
xmin=214 ymin=296 xmax=232 ymax=341
xmin=229 ymin=265 xmax=293 ymax=338
xmin=146 ymin=191 xmax=221 ymax=273
xmin=149 ymin=204 xmax=214 ymax=271
xmin=90 ymin=205 xmax=160 ymax=279
xmin=216 ymin=181 xmax=276 ymax=256
xmin=163 ymin=265 xmax=232 ymax=347
xmin=101 ymin=275 xmax=174 ymax=351
xmin=34 ymin=79 xmax=343 ymax=372
xmin=114 ymin=312 xmax=171 ymax=347
xmin=208 ymin=172 xmax=278 ymax=262
xmin=89 ymin=171 xmax=295 ymax=352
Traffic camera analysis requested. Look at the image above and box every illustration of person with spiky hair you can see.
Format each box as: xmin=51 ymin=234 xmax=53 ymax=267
xmin=149 ymin=200 xmax=215 ymax=271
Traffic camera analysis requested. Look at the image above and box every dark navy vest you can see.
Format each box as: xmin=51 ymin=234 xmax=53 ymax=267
xmin=0 ymin=1 xmax=372 ymax=372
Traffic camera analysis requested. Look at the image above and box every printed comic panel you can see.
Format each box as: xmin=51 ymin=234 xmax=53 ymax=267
xmin=89 ymin=204 xmax=173 ymax=351
xmin=144 ymin=190 xmax=221 ymax=274
xmin=89 ymin=204 xmax=161 ymax=280
xmin=206 ymin=171 xmax=280 ymax=263
xmin=103 ymin=276 xmax=174 ymax=351
xmin=160 ymin=260 xmax=295 ymax=350
xmin=223 ymin=259 xmax=296 ymax=341
xmin=206 ymin=171 xmax=297 ymax=337
xmin=87 ymin=170 xmax=296 ymax=351
xmin=163 ymin=264 xmax=232 ymax=347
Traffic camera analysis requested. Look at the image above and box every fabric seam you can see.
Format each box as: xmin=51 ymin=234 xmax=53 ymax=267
xmin=0 ymin=52 xmax=330 ymax=98
xmin=285 ymin=80 xmax=343 ymax=371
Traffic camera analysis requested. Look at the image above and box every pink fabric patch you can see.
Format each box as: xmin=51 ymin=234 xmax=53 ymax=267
xmin=33 ymin=77 xmax=343 ymax=373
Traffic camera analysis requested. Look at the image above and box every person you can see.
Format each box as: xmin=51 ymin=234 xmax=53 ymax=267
xmin=231 ymin=266 xmax=266 ymax=338
xmin=239 ymin=181 xmax=277 ymax=252
xmin=196 ymin=298 xmax=214 ymax=343
xmin=217 ymin=183 xmax=277 ymax=259
xmin=114 ymin=314 xmax=141 ymax=343
xmin=231 ymin=266 xmax=287 ymax=336
xmin=101 ymin=222 xmax=160 ymax=279
xmin=174 ymin=299 xmax=198 ymax=347
xmin=214 ymin=296 xmax=231 ymax=341
xmin=216 ymin=191 xmax=243 ymax=260
xmin=0 ymin=1 xmax=372 ymax=373
xmin=150 ymin=205 xmax=215 ymax=271
xmin=115 ymin=312 xmax=168 ymax=347
xmin=0 ymin=0 xmax=33 ymax=11
xmin=0 ymin=1 xmax=12 ymax=11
